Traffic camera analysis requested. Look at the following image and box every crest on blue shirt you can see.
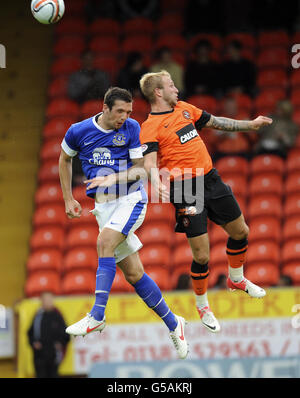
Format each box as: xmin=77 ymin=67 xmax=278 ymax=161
xmin=112 ymin=132 xmax=126 ymax=146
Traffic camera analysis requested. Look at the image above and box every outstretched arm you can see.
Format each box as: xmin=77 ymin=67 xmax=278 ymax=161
xmin=205 ymin=114 xmax=273 ymax=132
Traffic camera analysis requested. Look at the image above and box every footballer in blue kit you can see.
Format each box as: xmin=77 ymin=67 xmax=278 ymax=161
xmin=59 ymin=87 xmax=188 ymax=359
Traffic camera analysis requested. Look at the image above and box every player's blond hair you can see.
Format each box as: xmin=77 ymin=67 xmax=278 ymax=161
xmin=139 ymin=70 xmax=171 ymax=104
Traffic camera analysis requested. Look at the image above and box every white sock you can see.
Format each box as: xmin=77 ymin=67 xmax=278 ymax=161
xmin=195 ymin=292 xmax=209 ymax=309
xmin=229 ymin=266 xmax=244 ymax=283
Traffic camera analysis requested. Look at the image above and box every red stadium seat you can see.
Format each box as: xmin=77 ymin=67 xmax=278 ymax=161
xmin=50 ymin=56 xmax=82 ymax=76
xmin=25 ymin=270 xmax=61 ymax=297
xmin=248 ymin=195 xmax=282 ymax=220
xmin=64 ymin=0 xmax=86 ymax=16
xmin=215 ymin=133 xmax=250 ymax=155
xmin=257 ymin=48 xmax=289 ymax=69
xmin=245 ymin=263 xmax=280 ymax=287
xmin=174 ymin=242 xmax=193 ymax=268
xmin=63 ymin=247 xmax=97 ymax=273
xmin=89 ymin=18 xmax=121 ymax=36
xmin=43 ymin=117 xmax=75 ymax=140
xmin=89 ymin=37 xmax=119 ymax=54
xmin=286 ymin=150 xmax=300 ymax=174
xmin=208 ymin=264 xmax=228 ymax=288
xmin=93 ymin=55 xmax=118 ymax=80
xmin=283 ymin=194 xmax=300 ymax=217
xmin=35 ymin=183 xmax=63 ymax=206
xmin=139 ymin=244 xmax=171 ymax=268
xmin=215 ymin=156 xmax=249 ymax=177
xmin=258 ymin=30 xmax=289 ymax=48
xmin=246 ymin=241 xmax=280 ymax=265
xmin=189 ymin=33 xmax=222 ymax=51
xmin=210 ymin=243 xmax=227 ymax=267
xmin=248 ymin=217 xmax=281 ymax=244
xmin=110 ymin=268 xmax=134 ymax=293
xmin=46 ymin=99 xmax=80 ymax=119
xmin=209 ymin=224 xmax=227 ymax=246
xmin=282 ymin=239 xmax=300 ymax=265
xmin=131 ymin=98 xmax=149 ymax=114
xmin=187 ymin=95 xmax=218 ymax=114
xmin=33 ymin=203 xmax=66 ymax=228
xmin=250 ymin=154 xmax=284 ymax=176
xmin=40 ymin=138 xmax=62 ymax=162
xmin=291 ymin=88 xmax=300 ymax=109
xmin=27 ymin=249 xmax=63 ymax=274
xmin=30 ymin=226 xmax=65 ymax=251
xmin=283 ymin=216 xmax=300 ymax=241
xmin=48 ymin=76 xmax=68 ymax=99
xmin=293 ymin=110 xmax=300 ymax=126
xmin=155 ymin=34 xmax=188 ymax=52
xmin=72 ymin=185 xmax=89 ymax=202
xmin=38 ymin=160 xmax=60 ymax=183
xmin=281 ymin=262 xmax=300 ymax=285
xmin=145 ymin=266 xmax=171 ymax=291
xmin=290 ymin=69 xmax=300 ymax=89
xmin=81 ymin=100 xmax=103 ymax=119
xmin=121 ymin=35 xmax=153 ymax=54
xmin=254 ymin=89 xmax=286 ymax=114
xmin=55 ymin=17 xmax=87 ymax=35
xmin=143 ymin=202 xmax=174 ymax=225
xmin=53 ymin=35 xmax=86 ymax=56
xmin=284 ymin=172 xmax=300 ymax=195
xmin=248 ymin=173 xmax=283 ymax=196
xmin=137 ymin=223 xmax=174 ymax=247
xmin=156 ymin=15 xmax=184 ymax=33
xmin=65 ymin=225 xmax=98 ymax=250
xmin=257 ymin=69 xmax=288 ymax=89
xmin=61 ymin=270 xmax=95 ymax=295
xmin=225 ymin=32 xmax=256 ymax=49
xmin=222 ymin=174 xmax=248 ymax=197
xmin=123 ymin=17 xmax=154 ymax=35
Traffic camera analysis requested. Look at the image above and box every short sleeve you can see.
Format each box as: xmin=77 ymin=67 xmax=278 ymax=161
xmin=61 ymin=125 xmax=78 ymax=157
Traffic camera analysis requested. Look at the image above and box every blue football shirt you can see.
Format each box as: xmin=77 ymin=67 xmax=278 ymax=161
xmin=61 ymin=113 xmax=147 ymax=201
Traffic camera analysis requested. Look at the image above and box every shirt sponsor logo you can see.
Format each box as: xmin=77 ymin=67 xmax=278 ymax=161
xmin=176 ymin=123 xmax=199 ymax=144
xmin=89 ymin=147 xmax=115 ymax=166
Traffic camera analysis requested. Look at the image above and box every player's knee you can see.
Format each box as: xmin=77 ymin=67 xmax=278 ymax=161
xmin=97 ymin=235 xmax=118 ymax=255
xmin=192 ymin=249 xmax=210 ymax=265
xmin=230 ymin=223 xmax=249 ymax=241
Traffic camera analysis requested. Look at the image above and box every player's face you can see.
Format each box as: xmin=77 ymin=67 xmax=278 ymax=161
xmin=103 ymin=100 xmax=133 ymax=130
xmin=161 ymin=76 xmax=179 ymax=107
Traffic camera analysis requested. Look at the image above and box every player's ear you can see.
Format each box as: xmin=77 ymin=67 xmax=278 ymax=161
xmin=154 ymin=87 xmax=162 ymax=98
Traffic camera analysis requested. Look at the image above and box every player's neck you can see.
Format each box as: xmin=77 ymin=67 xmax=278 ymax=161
xmin=97 ymin=114 xmax=113 ymax=131
xmin=151 ymin=100 xmax=174 ymax=114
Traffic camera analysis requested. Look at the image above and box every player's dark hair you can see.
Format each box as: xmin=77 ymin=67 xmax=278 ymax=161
xmin=104 ymin=87 xmax=133 ymax=110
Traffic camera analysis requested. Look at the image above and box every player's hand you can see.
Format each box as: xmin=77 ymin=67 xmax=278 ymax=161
xmin=84 ymin=173 xmax=117 ymax=189
xmin=65 ymin=198 xmax=82 ymax=219
xmin=251 ymin=116 xmax=273 ymax=130
xmin=152 ymin=181 xmax=169 ymax=202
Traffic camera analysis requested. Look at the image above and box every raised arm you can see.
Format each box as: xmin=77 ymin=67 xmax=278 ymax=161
xmin=205 ymin=114 xmax=273 ymax=132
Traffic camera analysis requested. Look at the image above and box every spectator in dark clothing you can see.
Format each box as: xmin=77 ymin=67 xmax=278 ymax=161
xmin=117 ymin=52 xmax=148 ymax=97
xmin=117 ymin=0 xmax=158 ymax=20
xmin=28 ymin=292 xmax=70 ymax=378
xmin=85 ymin=0 xmax=118 ymax=22
xmin=221 ymin=40 xmax=256 ymax=97
xmin=184 ymin=40 xmax=220 ymax=97
xmin=67 ymin=51 xmax=110 ymax=104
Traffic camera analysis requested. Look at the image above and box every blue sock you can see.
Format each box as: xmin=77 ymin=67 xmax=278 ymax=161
xmin=90 ymin=257 xmax=116 ymax=321
xmin=133 ymin=273 xmax=178 ymax=331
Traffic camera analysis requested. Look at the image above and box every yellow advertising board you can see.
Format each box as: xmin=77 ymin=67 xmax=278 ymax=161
xmin=15 ymin=287 xmax=300 ymax=377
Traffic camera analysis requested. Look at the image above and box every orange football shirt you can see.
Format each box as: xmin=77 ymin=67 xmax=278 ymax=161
xmin=140 ymin=101 xmax=213 ymax=179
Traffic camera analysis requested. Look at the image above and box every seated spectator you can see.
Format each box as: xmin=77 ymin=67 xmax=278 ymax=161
xmin=184 ymin=40 xmax=220 ymax=97
xmin=67 ymin=51 xmax=110 ymax=104
xmin=276 ymin=274 xmax=293 ymax=287
xmin=255 ymin=99 xmax=299 ymax=158
xmin=117 ymin=52 xmax=148 ymax=98
xmin=221 ymin=40 xmax=256 ymax=97
xmin=175 ymin=273 xmax=191 ymax=290
xmin=215 ymin=274 xmax=227 ymax=290
xmin=150 ymin=47 xmax=184 ymax=95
